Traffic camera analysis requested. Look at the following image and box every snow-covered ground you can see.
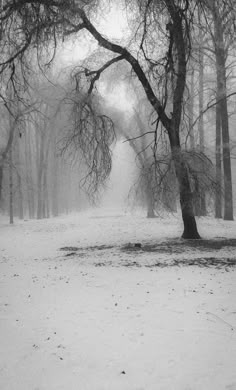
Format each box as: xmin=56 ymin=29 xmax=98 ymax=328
xmin=0 ymin=209 xmax=236 ymax=390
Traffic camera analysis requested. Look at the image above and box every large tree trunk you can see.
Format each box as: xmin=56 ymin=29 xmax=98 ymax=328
xmin=167 ymin=4 xmax=200 ymax=239
xmin=171 ymin=144 xmax=200 ymax=239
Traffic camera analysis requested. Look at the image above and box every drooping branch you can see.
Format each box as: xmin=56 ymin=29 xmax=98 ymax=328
xmin=61 ymin=94 xmax=116 ymax=198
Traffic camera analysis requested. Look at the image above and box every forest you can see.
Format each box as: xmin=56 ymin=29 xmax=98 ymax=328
xmin=0 ymin=0 xmax=235 ymax=236
xmin=1 ymin=2 xmax=236 ymax=389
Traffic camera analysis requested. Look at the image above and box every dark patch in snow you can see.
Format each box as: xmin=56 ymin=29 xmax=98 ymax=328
xmin=60 ymin=244 xmax=114 ymax=253
xmin=59 ymin=238 xmax=236 ymax=269
xmin=85 ymin=244 xmax=114 ymax=251
xmin=144 ymin=257 xmax=236 ymax=268
xmin=60 ymin=246 xmax=79 ymax=251
xmin=122 ymin=238 xmax=236 ymax=253
xmin=65 ymin=252 xmax=77 ymax=257
xmin=123 ymin=243 xmax=143 ymax=251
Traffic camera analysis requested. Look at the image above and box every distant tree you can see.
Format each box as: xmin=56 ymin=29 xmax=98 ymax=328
xmin=201 ymin=0 xmax=235 ymax=220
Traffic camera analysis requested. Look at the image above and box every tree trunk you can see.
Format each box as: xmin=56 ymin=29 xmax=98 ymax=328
xmin=167 ymin=5 xmax=200 ymax=239
xmin=146 ymin=177 xmax=156 ymax=218
xmin=0 ymin=164 xmax=3 ymax=207
xmin=36 ymin=130 xmax=44 ymax=219
xmin=220 ymin=95 xmax=233 ymax=220
xmin=188 ymin=67 xmax=195 ymax=150
xmin=215 ymin=103 xmax=222 ymax=218
xmin=197 ymin=33 xmax=207 ymax=216
xmin=214 ymin=9 xmax=233 ymax=220
xmin=25 ymin=129 xmax=35 ymax=219
xmin=9 ymin=147 xmax=14 ymax=224
xmin=52 ymin=155 xmax=59 ymax=217
xmin=42 ymin=167 xmax=49 ymax=218
xmin=172 ymin=145 xmax=201 ymax=239
xmin=17 ymin=172 xmax=24 ymax=219
xmin=16 ymin=136 xmax=24 ymax=219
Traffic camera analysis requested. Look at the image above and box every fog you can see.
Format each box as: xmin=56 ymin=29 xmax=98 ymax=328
xmin=101 ymin=140 xmax=138 ymax=210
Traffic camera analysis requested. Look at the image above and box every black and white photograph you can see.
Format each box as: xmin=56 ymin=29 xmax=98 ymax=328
xmin=0 ymin=1 xmax=236 ymax=389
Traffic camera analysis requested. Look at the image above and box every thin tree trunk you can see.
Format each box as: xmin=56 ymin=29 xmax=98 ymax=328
xmin=220 ymin=94 xmax=233 ymax=220
xmin=16 ymin=136 xmax=24 ymax=219
xmin=52 ymin=155 xmax=59 ymax=217
xmin=9 ymin=147 xmax=13 ymax=224
xmin=25 ymin=129 xmax=35 ymax=218
xmin=17 ymin=172 xmax=23 ymax=219
xmin=188 ymin=67 xmax=195 ymax=150
xmin=146 ymin=174 xmax=155 ymax=218
xmin=0 ymin=165 xmax=3 ymax=207
xmin=197 ymin=33 xmax=206 ymax=216
xmin=215 ymin=103 xmax=222 ymax=218
xmin=42 ymin=167 xmax=49 ymax=218
xmin=37 ymin=130 xmax=44 ymax=219
xmin=214 ymin=8 xmax=233 ymax=220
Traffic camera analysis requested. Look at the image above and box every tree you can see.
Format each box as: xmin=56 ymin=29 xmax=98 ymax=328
xmin=70 ymin=2 xmax=201 ymax=238
xmin=202 ymin=0 xmax=234 ymax=220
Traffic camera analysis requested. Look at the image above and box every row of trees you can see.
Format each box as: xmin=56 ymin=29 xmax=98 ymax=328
xmin=0 ymin=0 xmax=235 ymax=238
xmin=0 ymin=78 xmax=89 ymax=221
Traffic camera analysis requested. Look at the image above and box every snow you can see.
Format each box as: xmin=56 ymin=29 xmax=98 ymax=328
xmin=0 ymin=209 xmax=236 ymax=390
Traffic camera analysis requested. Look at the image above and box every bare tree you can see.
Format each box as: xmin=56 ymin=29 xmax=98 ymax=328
xmin=64 ymin=2 xmax=201 ymax=238
xmin=201 ymin=0 xmax=234 ymax=220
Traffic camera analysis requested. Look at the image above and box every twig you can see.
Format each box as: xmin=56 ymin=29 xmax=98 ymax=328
xmin=206 ymin=311 xmax=235 ymax=331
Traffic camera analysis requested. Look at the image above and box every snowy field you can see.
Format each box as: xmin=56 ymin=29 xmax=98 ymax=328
xmin=0 ymin=208 xmax=236 ymax=390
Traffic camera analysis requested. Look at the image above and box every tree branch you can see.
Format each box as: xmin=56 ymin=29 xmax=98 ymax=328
xmin=84 ymin=54 xmax=126 ymax=94
xmin=69 ymin=7 xmax=171 ymax=131
xmin=191 ymin=91 xmax=236 ymax=130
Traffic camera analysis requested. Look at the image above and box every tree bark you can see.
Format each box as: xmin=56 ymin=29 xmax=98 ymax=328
xmin=188 ymin=67 xmax=195 ymax=150
xmin=171 ymin=143 xmax=200 ymax=239
xmin=166 ymin=3 xmax=201 ymax=239
xmin=215 ymin=102 xmax=222 ymax=218
xmin=9 ymin=147 xmax=14 ymax=224
xmin=0 ymin=165 xmax=3 ymax=208
xmin=145 ymin=174 xmax=156 ymax=218
xmin=196 ymin=31 xmax=207 ymax=216
xmin=213 ymin=6 xmax=233 ymax=220
xmin=25 ymin=128 xmax=35 ymax=218
xmin=52 ymin=153 xmax=59 ymax=217
xmin=36 ymin=131 xmax=44 ymax=219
